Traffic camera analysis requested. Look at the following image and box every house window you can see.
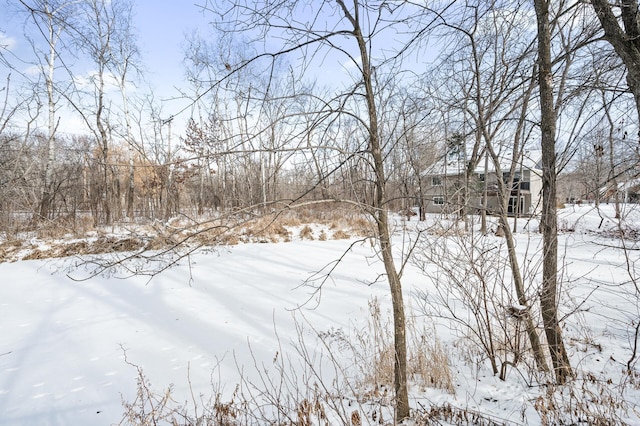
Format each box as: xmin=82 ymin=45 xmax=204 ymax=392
xmin=478 ymin=173 xmax=485 ymax=182
xmin=508 ymin=196 xmax=524 ymax=214
xmin=432 ymin=176 xmax=442 ymax=186
xmin=433 ymin=196 xmax=444 ymax=205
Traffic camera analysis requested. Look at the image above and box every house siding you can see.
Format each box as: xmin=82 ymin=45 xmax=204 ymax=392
xmin=422 ymin=157 xmax=543 ymax=217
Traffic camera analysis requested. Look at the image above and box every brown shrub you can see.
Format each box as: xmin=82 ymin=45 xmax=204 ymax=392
xmin=349 ymin=216 xmax=372 ymax=236
xmin=35 ymin=214 xmax=97 ymax=239
xmin=23 ymin=249 xmax=45 ymax=260
xmin=299 ymin=225 xmax=314 ymax=240
xmin=0 ymin=239 xmax=24 ymax=262
xmin=332 ymin=230 xmax=351 ymax=240
xmin=58 ymin=241 xmax=89 ymax=257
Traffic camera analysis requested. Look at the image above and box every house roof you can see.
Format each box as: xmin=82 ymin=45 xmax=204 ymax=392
xmin=475 ymin=149 xmax=542 ymax=174
xmin=615 ymin=178 xmax=640 ymax=193
xmin=422 ymin=149 xmax=542 ymax=177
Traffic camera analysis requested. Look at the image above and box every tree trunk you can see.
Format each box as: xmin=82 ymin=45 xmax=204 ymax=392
xmin=501 ymin=215 xmax=549 ymax=373
xmin=534 ymin=0 xmax=573 ymax=384
xmin=336 ymin=0 xmax=409 ymax=420
xmin=127 ymin=158 xmax=134 ymax=219
xmin=122 ymin=83 xmax=135 ymax=221
xmin=39 ymin=5 xmax=59 ymax=222
xmin=96 ymin=70 xmax=111 ymax=225
xmin=485 ymin=139 xmax=550 ymax=374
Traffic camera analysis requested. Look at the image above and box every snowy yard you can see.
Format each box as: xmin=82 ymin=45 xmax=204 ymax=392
xmin=1 ymin=204 xmax=639 ymax=425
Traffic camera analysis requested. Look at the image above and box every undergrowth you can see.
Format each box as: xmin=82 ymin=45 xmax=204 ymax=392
xmin=0 ymin=206 xmax=373 ymax=262
xmin=119 ymin=298 xmax=454 ymax=426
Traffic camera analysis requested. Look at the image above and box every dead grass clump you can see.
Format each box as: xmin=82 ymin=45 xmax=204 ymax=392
xmin=58 ymin=241 xmax=89 ymax=257
xmin=361 ymin=298 xmax=395 ymax=389
xmin=35 ymin=214 xmax=96 ymax=239
xmin=349 ymin=216 xmax=372 ymax=236
xmin=220 ymin=234 xmax=240 ymax=245
xmin=188 ymin=222 xmax=241 ymax=246
xmin=74 ymin=214 xmax=96 ymax=236
xmin=190 ymin=229 xmax=221 ymax=246
xmin=195 ymin=228 xmax=240 ymax=246
xmin=332 ymin=229 xmax=351 ymax=240
xmin=296 ymin=208 xmax=316 ymax=223
xmin=414 ymin=403 xmax=507 ymax=425
xmin=277 ymin=214 xmax=302 ymax=228
xmin=286 ymin=205 xmax=373 ymax=237
xmin=409 ymin=331 xmax=455 ymax=393
xmin=533 ymin=373 xmax=630 ymax=426
xmin=319 ymin=297 xmax=454 ymax=406
xmin=0 ymin=239 xmax=24 ymax=262
xmin=145 ymin=234 xmax=179 ymax=250
xmin=23 ymin=248 xmax=45 ymax=261
xmin=20 ymin=237 xmax=146 ymax=260
xmin=318 ymin=230 xmax=327 ymax=241
xmin=299 ymin=225 xmax=314 ymax=240
xmin=271 ymin=223 xmax=291 ymax=242
xmin=35 ymin=220 xmax=72 ymax=240
xmin=242 ymin=216 xmax=292 ymax=243
xmin=326 ymin=215 xmax=372 ymax=238
xmin=101 ymin=237 xmax=145 ymax=253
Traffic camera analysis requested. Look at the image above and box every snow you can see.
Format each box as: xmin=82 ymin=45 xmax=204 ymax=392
xmin=1 ymin=204 xmax=639 ymax=425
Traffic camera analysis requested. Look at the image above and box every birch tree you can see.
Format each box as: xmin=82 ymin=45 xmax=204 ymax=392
xmin=19 ymin=0 xmax=78 ymax=221
xmin=72 ymin=0 xmax=137 ymax=224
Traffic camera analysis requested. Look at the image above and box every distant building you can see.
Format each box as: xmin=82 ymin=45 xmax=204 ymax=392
xmin=604 ymin=178 xmax=640 ymax=204
xmin=421 ymin=150 xmax=543 ymax=216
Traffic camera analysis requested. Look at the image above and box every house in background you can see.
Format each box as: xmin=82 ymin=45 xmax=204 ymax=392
xmin=557 ymin=169 xmax=640 ymax=205
xmin=605 ymin=178 xmax=640 ymax=204
xmin=422 ymin=150 xmax=543 ymax=217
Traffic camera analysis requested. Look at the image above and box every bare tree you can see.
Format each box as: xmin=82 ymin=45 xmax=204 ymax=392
xmin=193 ymin=1 xmax=446 ymax=419
xmin=534 ymin=0 xmax=573 ymax=384
xmin=66 ymin=0 xmax=138 ymax=224
xmin=428 ymin=0 xmax=550 ymax=373
xmin=591 ymin=0 xmax=640 ymax=132
xmin=0 ymin=76 xmax=40 ymax=233
xmin=18 ymin=0 xmax=78 ymax=221
xmin=104 ymin=0 xmax=139 ymax=221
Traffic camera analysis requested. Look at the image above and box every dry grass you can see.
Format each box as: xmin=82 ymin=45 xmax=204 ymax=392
xmin=533 ymin=372 xmax=631 ymax=426
xmin=21 ymin=236 xmax=145 ymax=261
xmin=0 ymin=205 xmax=373 ymax=262
xmin=319 ymin=297 xmax=454 ymax=405
xmin=119 ymin=297 xmax=453 ymax=426
xmin=332 ymin=229 xmax=351 ymax=240
xmin=0 ymin=239 xmax=24 ymax=262
xmin=242 ymin=216 xmax=292 ymax=243
xmin=299 ymin=225 xmax=314 ymax=240
xmin=409 ymin=329 xmax=455 ymax=393
xmin=34 ymin=214 xmax=97 ymax=240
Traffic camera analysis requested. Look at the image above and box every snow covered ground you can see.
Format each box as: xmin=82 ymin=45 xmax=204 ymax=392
xmin=0 ymin=204 xmax=639 ymax=425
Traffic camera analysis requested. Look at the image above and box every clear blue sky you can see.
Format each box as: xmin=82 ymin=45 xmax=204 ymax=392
xmin=0 ymin=1 xmax=214 ymax=133
xmin=134 ymin=1 xmax=211 ymax=100
xmin=0 ymin=1 xmax=428 ymax=135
